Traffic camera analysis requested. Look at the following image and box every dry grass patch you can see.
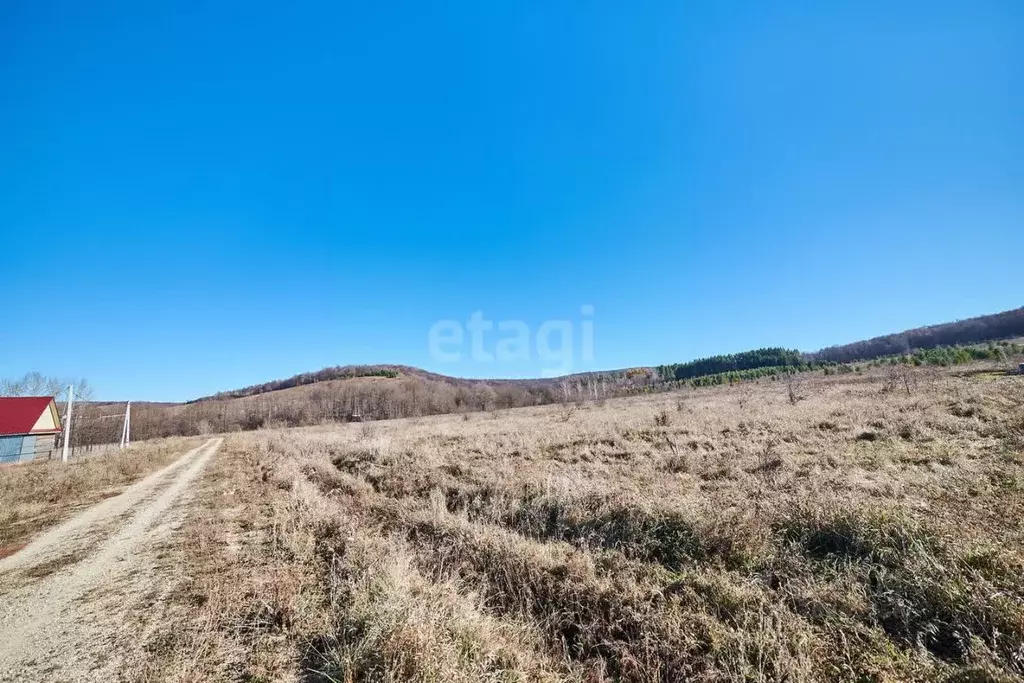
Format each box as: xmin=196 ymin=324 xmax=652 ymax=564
xmin=0 ymin=436 xmax=203 ymax=551
xmin=130 ymin=366 xmax=1024 ymax=682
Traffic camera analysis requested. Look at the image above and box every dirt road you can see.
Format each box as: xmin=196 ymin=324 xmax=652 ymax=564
xmin=0 ymin=438 xmax=221 ymax=682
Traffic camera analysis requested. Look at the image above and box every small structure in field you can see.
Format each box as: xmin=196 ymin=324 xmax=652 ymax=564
xmin=1018 ymin=363 xmax=1024 ymax=375
xmin=0 ymin=397 xmax=63 ymax=464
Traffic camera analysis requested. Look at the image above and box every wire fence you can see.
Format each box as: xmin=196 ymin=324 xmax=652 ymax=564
xmin=0 ymin=403 xmax=128 ymax=466
xmin=0 ymin=439 xmax=125 ymax=465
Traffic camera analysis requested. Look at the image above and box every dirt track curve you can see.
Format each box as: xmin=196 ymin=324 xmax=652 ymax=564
xmin=0 ymin=438 xmax=221 ymax=682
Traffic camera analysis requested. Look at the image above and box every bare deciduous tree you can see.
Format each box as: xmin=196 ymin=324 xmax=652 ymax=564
xmin=1 ymin=373 xmax=94 ymax=408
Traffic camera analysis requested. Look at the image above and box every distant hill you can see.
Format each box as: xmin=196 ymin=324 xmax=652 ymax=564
xmin=808 ymin=306 xmax=1024 ymax=364
xmin=191 ymin=306 xmax=1024 ymax=404
xmin=189 ymin=364 xmax=566 ymax=403
xmin=67 ymin=305 xmax=1023 ymax=446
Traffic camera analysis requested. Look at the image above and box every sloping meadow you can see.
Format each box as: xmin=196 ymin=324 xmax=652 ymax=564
xmin=141 ymin=368 xmax=1024 ymax=682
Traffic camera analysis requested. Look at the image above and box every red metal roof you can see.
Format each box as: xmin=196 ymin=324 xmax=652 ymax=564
xmin=0 ymin=397 xmax=61 ymax=437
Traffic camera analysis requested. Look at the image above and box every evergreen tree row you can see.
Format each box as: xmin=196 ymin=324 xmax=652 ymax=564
xmin=656 ymin=347 xmax=803 ymax=382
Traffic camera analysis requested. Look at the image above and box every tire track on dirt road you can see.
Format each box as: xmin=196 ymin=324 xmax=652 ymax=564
xmin=0 ymin=438 xmax=221 ymax=681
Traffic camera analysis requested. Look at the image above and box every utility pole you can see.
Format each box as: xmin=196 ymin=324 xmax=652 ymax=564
xmin=62 ymin=384 xmax=74 ymax=463
xmin=120 ymin=402 xmax=132 ymax=449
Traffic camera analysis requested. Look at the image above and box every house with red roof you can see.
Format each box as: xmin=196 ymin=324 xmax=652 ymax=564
xmin=0 ymin=397 xmax=63 ymax=464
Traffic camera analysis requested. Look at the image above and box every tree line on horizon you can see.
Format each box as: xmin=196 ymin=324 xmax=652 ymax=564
xmin=642 ymin=339 xmax=1023 ymax=392
xmin=808 ymin=306 xmax=1024 ymax=364
xmin=5 ymin=307 xmax=1022 ymax=446
xmin=656 ymin=347 xmax=803 ymax=382
xmin=180 ymin=308 xmax=1024 ymax=409
xmin=191 ymin=365 xmax=401 ymax=402
xmin=651 ymin=307 xmax=1023 ymax=388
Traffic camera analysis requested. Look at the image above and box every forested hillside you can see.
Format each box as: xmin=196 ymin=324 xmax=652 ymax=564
xmin=192 ymin=366 xmax=401 ymax=401
xmin=810 ymin=307 xmax=1024 ymax=363
xmin=23 ymin=306 xmax=1021 ymax=446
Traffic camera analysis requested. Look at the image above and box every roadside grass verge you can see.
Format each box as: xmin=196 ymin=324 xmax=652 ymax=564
xmin=0 ymin=436 xmax=203 ymax=555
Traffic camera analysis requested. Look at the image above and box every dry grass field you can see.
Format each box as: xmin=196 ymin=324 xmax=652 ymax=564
xmin=129 ymin=365 xmax=1024 ymax=683
xmin=0 ymin=436 xmax=203 ymax=557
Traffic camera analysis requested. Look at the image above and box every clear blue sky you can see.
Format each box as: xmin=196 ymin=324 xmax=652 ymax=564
xmin=2 ymin=1 xmax=1021 ymax=401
